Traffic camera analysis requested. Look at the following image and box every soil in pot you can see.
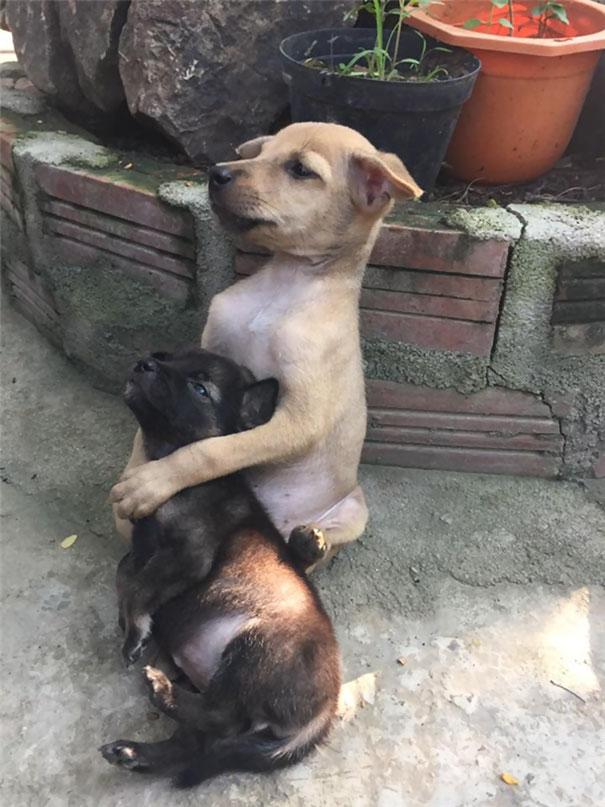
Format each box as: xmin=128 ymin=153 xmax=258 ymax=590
xmin=429 ymin=152 xmax=605 ymax=206
xmin=280 ymin=28 xmax=481 ymax=191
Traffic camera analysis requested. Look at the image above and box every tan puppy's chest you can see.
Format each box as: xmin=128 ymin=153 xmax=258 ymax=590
xmin=203 ymin=266 xmax=329 ymax=381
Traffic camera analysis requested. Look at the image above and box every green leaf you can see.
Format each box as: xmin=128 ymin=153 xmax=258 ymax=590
xmin=492 ymin=0 xmax=509 ymax=7
xmin=550 ymin=4 xmax=569 ymax=23
xmin=463 ymin=18 xmax=482 ymax=29
xmin=530 ymin=6 xmax=542 ymax=17
xmin=498 ymin=17 xmax=514 ymax=29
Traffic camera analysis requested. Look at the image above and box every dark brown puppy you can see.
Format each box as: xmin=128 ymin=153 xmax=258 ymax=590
xmin=100 ymin=348 xmax=340 ymax=788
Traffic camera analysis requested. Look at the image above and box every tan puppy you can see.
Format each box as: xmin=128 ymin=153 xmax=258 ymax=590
xmin=111 ymin=122 xmax=422 ymax=559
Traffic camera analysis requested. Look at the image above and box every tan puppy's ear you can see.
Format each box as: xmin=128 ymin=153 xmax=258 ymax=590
xmin=235 ymin=135 xmax=274 ymax=159
xmin=350 ymin=151 xmax=423 ymax=212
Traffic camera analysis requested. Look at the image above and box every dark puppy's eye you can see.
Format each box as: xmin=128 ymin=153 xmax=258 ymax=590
xmin=287 ymin=160 xmax=317 ymax=180
xmin=192 ymin=383 xmax=208 ymax=398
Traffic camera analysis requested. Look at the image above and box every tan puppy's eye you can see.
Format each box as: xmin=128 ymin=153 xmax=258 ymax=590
xmin=286 ymin=160 xmax=318 ymax=180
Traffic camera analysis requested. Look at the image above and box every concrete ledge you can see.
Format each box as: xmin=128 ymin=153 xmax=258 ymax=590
xmin=1 ymin=72 xmax=604 ymax=479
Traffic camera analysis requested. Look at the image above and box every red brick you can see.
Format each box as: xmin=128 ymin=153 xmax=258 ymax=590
xmin=236 ymin=252 xmax=505 ymax=303
xmin=11 ymin=295 xmax=60 ymax=335
xmin=552 ymin=323 xmax=605 ymax=355
xmin=363 ymin=265 xmax=503 ymax=302
xmin=6 ymin=259 xmax=59 ymax=325
xmin=368 ymin=408 xmax=560 ymax=435
xmin=0 ymin=185 xmax=23 ymax=230
xmin=235 ymin=252 xmax=502 ymax=305
xmin=371 ymin=224 xmax=509 ymax=277
xmin=558 ymin=259 xmax=605 ymax=281
xmin=36 ymin=164 xmax=194 ymax=238
xmin=43 ymin=200 xmax=195 ymax=259
xmin=360 ymin=309 xmax=494 ymax=355
xmin=52 ymin=237 xmax=191 ymax=303
xmin=366 ymin=424 xmax=562 ymax=452
xmin=555 ymin=276 xmax=605 ymax=301
xmin=0 ymin=128 xmax=16 ymax=174
xmin=45 ymin=218 xmax=195 ymax=280
xmin=361 ymin=288 xmax=498 ymax=323
xmin=362 ymin=442 xmax=561 ymax=477
xmin=366 ymin=378 xmax=553 ymax=417
xmin=552 ymin=299 xmax=605 ymax=325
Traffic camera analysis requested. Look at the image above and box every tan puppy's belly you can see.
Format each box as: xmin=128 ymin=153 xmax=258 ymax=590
xmin=246 ymin=456 xmax=367 ymax=547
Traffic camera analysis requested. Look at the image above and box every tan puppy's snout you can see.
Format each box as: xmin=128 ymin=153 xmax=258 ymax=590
xmin=208 ymin=165 xmax=234 ymax=191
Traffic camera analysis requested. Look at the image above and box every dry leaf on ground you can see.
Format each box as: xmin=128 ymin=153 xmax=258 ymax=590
xmin=60 ymin=534 xmax=78 ymax=549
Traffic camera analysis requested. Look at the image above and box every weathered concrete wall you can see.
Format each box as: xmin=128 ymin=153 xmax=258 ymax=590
xmin=1 ymin=63 xmax=234 ymax=392
xmin=490 ymin=205 xmax=605 ymax=478
xmin=2 ymin=66 xmax=604 ymax=479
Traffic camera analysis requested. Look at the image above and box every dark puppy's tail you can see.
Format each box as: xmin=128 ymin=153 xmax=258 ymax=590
xmin=175 ymin=709 xmax=334 ymax=789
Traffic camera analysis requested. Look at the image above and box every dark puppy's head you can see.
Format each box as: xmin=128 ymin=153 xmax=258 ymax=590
xmin=124 ymin=348 xmax=278 ymax=452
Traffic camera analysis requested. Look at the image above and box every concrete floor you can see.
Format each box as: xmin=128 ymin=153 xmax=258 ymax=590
xmin=1 ymin=300 xmax=604 ymax=807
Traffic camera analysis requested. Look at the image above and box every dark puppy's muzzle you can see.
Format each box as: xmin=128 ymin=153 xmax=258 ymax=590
xmin=134 ymin=358 xmax=157 ymax=374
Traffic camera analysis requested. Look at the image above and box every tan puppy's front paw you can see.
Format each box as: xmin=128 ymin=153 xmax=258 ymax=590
xmin=109 ymin=460 xmax=178 ymax=519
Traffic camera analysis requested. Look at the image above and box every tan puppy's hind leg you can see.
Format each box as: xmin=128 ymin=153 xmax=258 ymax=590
xmin=288 ymin=485 xmax=368 ymax=571
xmin=316 ymin=484 xmax=368 ymax=548
xmin=112 ymin=429 xmax=148 ymax=541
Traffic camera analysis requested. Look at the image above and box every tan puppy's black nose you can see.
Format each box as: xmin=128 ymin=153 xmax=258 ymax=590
xmin=135 ymin=359 xmax=157 ymax=373
xmin=209 ymin=165 xmax=233 ymax=188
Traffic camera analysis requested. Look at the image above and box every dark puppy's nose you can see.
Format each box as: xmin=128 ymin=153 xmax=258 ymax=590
xmin=135 ymin=358 xmax=157 ymax=373
xmin=209 ymin=165 xmax=233 ymax=188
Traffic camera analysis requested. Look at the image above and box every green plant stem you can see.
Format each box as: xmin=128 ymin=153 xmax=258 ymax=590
xmin=507 ymin=0 xmax=515 ymax=35
xmin=391 ymin=0 xmax=404 ymax=68
xmin=373 ymin=0 xmax=385 ymax=79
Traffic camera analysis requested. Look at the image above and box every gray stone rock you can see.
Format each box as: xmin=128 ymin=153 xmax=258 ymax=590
xmin=6 ymin=0 xmax=94 ymax=115
xmin=6 ymin=0 xmax=128 ymax=115
xmin=57 ymin=0 xmax=129 ymax=113
xmin=119 ymin=0 xmax=353 ymax=163
xmin=0 ymin=0 xmax=9 ymax=32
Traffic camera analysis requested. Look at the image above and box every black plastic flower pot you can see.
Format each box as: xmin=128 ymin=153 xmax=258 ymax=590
xmin=280 ymin=28 xmax=481 ymax=191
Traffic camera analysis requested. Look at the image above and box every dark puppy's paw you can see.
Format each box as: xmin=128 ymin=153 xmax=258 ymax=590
xmin=288 ymin=525 xmax=329 ymax=565
xmin=100 ymin=741 xmax=149 ymax=771
xmin=143 ymin=665 xmax=174 ymax=710
xmin=122 ymin=626 xmax=150 ymax=667
xmin=122 ymin=638 xmax=145 ymax=667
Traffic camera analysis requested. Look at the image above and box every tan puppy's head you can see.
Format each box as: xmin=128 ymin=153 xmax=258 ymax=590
xmin=208 ymin=122 xmax=423 ymax=260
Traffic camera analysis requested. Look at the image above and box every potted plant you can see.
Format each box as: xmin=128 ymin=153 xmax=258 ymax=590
xmin=406 ymin=0 xmax=605 ymax=183
xmin=279 ymin=0 xmax=481 ymax=190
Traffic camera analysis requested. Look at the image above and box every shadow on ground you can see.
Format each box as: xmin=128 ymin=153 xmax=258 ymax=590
xmin=1 ymin=301 xmax=604 ymax=807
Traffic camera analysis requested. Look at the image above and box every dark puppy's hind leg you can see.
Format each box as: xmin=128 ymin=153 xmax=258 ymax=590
xmin=100 ymin=727 xmax=199 ymax=775
xmin=288 ymin=525 xmax=328 ymax=568
xmin=144 ymin=666 xmax=243 ymax=733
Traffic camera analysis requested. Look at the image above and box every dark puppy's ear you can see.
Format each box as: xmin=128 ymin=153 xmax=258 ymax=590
xmin=239 ymin=378 xmax=279 ymax=430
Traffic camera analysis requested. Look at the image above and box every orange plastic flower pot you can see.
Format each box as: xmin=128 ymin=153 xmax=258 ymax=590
xmin=407 ymin=0 xmax=605 ymax=184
